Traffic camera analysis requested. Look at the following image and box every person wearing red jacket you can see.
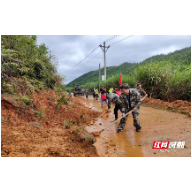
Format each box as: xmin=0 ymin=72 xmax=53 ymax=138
xmin=115 ymin=87 xmax=122 ymax=95
xmin=101 ymin=90 xmax=108 ymax=108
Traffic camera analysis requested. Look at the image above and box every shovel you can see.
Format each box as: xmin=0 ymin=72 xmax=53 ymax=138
xmin=90 ymin=109 xmax=134 ymax=136
xmin=141 ymin=94 xmax=148 ymax=101
xmin=94 ymin=109 xmax=108 ymax=120
xmin=94 ymin=104 xmax=114 ymax=120
xmin=89 ymin=98 xmax=102 ymax=109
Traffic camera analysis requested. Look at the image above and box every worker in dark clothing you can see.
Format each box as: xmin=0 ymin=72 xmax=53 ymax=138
xmin=101 ymin=90 xmax=121 ymax=122
xmin=118 ymin=85 xmax=142 ymax=133
xmin=85 ymin=88 xmax=89 ymax=98
xmin=124 ymin=82 xmax=131 ymax=88
xmin=92 ymin=87 xmax=95 ymax=98
xmin=136 ymin=83 xmax=147 ymax=98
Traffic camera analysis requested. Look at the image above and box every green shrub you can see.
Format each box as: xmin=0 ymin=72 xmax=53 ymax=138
xmin=1 ymin=35 xmax=65 ymax=92
xmin=61 ymin=118 xmax=73 ymax=129
xmin=82 ymin=61 xmax=191 ymax=101
xmin=134 ymin=61 xmax=191 ymax=101
xmin=36 ymin=109 xmax=44 ymax=119
xmin=55 ymin=95 xmax=69 ymax=108
xmin=2 ymin=82 xmax=15 ymax=94
xmin=21 ymin=95 xmax=33 ymax=105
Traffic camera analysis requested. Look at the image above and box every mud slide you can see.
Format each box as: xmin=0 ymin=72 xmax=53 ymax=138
xmin=80 ymin=96 xmax=191 ymax=157
xmin=1 ymin=91 xmax=101 ymax=157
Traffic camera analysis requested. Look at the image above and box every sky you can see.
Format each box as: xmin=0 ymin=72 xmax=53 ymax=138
xmin=37 ymin=35 xmax=191 ymax=84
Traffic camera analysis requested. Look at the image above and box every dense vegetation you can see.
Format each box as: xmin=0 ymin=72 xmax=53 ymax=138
xmin=141 ymin=47 xmax=191 ymax=65
xmin=1 ymin=35 xmax=65 ymax=94
xmin=1 ymin=36 xmax=190 ymax=102
xmin=69 ymin=47 xmax=191 ymax=101
xmin=67 ymin=62 xmax=139 ymax=87
xmin=82 ymin=61 xmax=191 ymax=101
xmin=67 ymin=47 xmax=191 ymax=88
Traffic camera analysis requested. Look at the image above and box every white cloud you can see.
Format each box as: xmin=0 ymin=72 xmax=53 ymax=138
xmin=37 ymin=35 xmax=191 ymax=84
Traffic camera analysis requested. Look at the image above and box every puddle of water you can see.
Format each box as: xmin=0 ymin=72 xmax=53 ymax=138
xmin=79 ymin=96 xmax=144 ymax=157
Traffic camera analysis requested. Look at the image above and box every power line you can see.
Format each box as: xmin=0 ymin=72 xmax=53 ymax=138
xmin=67 ymin=35 xmax=129 ymax=73
xmin=109 ymin=35 xmax=134 ymax=46
xmin=67 ymin=36 xmax=115 ymax=73
xmin=77 ymin=51 xmax=101 ymax=69
xmin=67 ymin=45 xmax=99 ymax=72
xmin=106 ymin=35 xmax=120 ymax=43
xmin=104 ymin=35 xmax=116 ymax=42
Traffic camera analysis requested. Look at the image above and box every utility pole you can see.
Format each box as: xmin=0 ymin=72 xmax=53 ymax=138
xmin=99 ymin=41 xmax=110 ymax=81
xmin=99 ymin=63 xmax=101 ymax=91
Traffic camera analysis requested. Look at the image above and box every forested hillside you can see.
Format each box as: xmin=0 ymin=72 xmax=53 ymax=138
xmin=67 ymin=47 xmax=191 ymax=88
xmin=141 ymin=47 xmax=191 ymax=65
xmin=67 ymin=62 xmax=139 ymax=87
xmin=69 ymin=47 xmax=191 ymax=101
xmin=1 ymin=35 xmax=64 ymax=94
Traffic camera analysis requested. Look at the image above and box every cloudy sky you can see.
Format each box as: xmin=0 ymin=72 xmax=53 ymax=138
xmin=37 ymin=35 xmax=191 ymax=84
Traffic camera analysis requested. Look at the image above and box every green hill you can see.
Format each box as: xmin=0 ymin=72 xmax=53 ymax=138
xmin=67 ymin=62 xmax=139 ymax=87
xmin=141 ymin=47 xmax=191 ymax=65
xmin=1 ymin=35 xmax=65 ymax=94
xmin=67 ymin=46 xmax=191 ymax=87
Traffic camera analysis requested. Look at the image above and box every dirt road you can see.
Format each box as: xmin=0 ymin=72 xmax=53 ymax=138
xmin=80 ymin=96 xmax=191 ymax=157
xmin=1 ymin=90 xmax=191 ymax=157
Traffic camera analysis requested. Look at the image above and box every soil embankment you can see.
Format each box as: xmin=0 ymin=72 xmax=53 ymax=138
xmin=1 ymin=90 xmax=101 ymax=157
xmin=1 ymin=92 xmax=191 ymax=157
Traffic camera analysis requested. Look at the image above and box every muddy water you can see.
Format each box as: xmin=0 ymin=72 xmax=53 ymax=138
xmin=79 ymin=96 xmax=191 ymax=157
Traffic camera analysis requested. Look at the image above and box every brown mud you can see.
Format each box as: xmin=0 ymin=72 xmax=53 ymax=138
xmin=1 ymin=90 xmax=191 ymax=157
xmin=142 ymin=97 xmax=191 ymax=116
xmin=1 ymin=90 xmax=101 ymax=157
xmin=81 ymin=96 xmax=191 ymax=157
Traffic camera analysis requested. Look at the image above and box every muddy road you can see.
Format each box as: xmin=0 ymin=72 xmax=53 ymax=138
xmin=80 ymin=96 xmax=191 ymax=157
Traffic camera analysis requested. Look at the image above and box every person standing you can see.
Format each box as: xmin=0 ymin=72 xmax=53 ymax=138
xmin=118 ymin=85 xmax=142 ymax=133
xmin=85 ymin=88 xmax=89 ymax=98
xmin=136 ymin=83 xmax=147 ymax=111
xmin=102 ymin=91 xmax=121 ymax=122
xmin=100 ymin=90 xmax=108 ymax=107
xmin=95 ymin=88 xmax=99 ymax=100
xmin=136 ymin=83 xmax=147 ymax=99
xmin=99 ymin=88 xmax=103 ymax=100
xmin=124 ymin=82 xmax=131 ymax=88
xmin=115 ymin=87 xmax=121 ymax=96
xmin=109 ymin=87 xmax=114 ymax=93
xmin=92 ymin=87 xmax=95 ymax=98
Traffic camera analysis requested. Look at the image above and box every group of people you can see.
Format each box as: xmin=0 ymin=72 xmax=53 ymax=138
xmin=92 ymin=88 xmax=99 ymax=99
xmin=82 ymin=83 xmax=147 ymax=133
xmin=82 ymin=88 xmax=89 ymax=99
xmin=99 ymin=83 xmax=147 ymax=133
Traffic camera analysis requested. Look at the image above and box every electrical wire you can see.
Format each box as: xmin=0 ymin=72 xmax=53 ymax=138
xmin=68 ymin=46 xmax=99 ymax=72
xmin=77 ymin=51 xmax=101 ymax=69
xmin=67 ymin=35 xmax=118 ymax=72
xmin=105 ymin=35 xmax=120 ymax=43
xmin=104 ymin=35 xmax=116 ymax=42
xmin=109 ymin=35 xmax=134 ymax=46
xmin=67 ymin=35 xmax=130 ymax=73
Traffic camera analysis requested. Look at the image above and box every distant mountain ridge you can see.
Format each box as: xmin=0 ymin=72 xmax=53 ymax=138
xmin=67 ymin=46 xmax=191 ymax=87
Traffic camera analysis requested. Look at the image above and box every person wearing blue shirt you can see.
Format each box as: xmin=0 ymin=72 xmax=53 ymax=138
xmin=124 ymin=82 xmax=131 ymax=89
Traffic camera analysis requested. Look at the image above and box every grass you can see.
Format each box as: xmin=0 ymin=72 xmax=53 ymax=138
xmin=83 ymin=61 xmax=191 ymax=102
xmin=36 ymin=109 xmax=44 ymax=119
xmin=181 ymin=110 xmax=188 ymax=114
xmin=55 ymin=95 xmax=69 ymax=108
xmin=61 ymin=118 xmax=74 ymax=129
xmin=21 ymin=95 xmax=33 ymax=105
